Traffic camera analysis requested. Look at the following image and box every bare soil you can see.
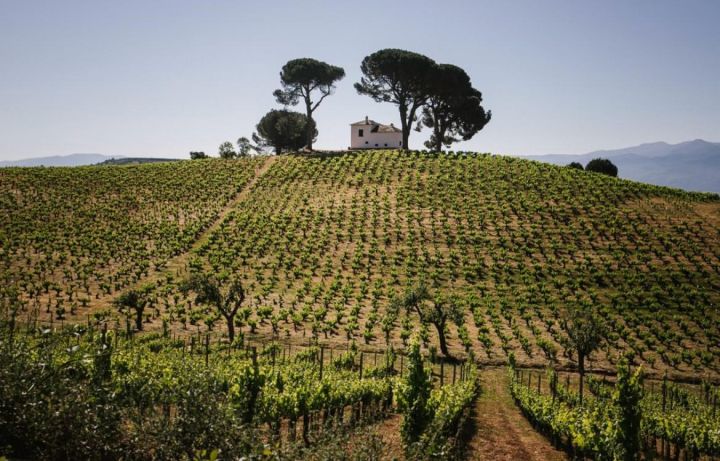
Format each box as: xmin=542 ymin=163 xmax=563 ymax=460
xmin=467 ymin=367 xmax=567 ymax=461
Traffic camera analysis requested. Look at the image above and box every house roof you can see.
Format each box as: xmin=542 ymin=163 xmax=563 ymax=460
xmin=350 ymin=118 xmax=402 ymax=133
xmin=372 ymin=124 xmax=401 ymax=133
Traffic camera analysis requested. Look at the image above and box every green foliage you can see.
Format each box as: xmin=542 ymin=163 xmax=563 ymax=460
xmin=586 ymin=157 xmax=618 ymax=177
xmin=218 ymin=141 xmax=237 ymax=159
xmin=512 ymin=362 xmax=720 ymax=459
xmin=612 ymin=360 xmax=643 ymax=461
xmin=253 ymin=109 xmax=317 ymax=154
xmin=397 ymin=341 xmax=479 ymax=459
xmin=180 ymin=272 xmax=245 ymax=342
xmin=401 ymin=282 xmax=461 ymax=357
xmin=396 ymin=340 xmax=433 ymax=445
xmin=422 ymin=64 xmax=491 ymax=152
xmin=189 ymin=151 xmax=208 ymax=160
xmin=0 ymin=325 xmax=394 ymax=460
xmin=561 ymin=304 xmax=606 ymax=402
xmin=236 ymin=137 xmax=256 ymax=157
xmin=355 ymin=49 xmax=437 ymax=149
xmin=567 ymin=161 xmax=583 ymax=170
xmin=273 ymin=58 xmax=345 ymax=150
xmin=417 ymin=364 xmax=479 ymax=459
xmin=114 ymin=284 xmax=154 ymax=331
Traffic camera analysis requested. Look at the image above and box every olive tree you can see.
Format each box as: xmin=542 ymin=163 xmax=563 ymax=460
xmin=114 ymin=284 xmax=154 ymax=332
xmin=401 ymin=281 xmax=462 ymax=357
xmin=181 ymin=272 xmax=245 ymax=343
xmin=561 ymin=304 xmax=606 ymax=403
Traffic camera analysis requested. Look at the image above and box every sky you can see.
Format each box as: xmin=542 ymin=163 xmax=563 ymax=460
xmin=1 ymin=0 xmax=719 ymax=160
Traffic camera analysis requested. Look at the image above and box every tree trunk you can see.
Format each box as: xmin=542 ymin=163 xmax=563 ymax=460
xmin=432 ymin=107 xmax=443 ymax=152
xmin=135 ymin=307 xmax=143 ymax=331
xmin=226 ymin=314 xmax=235 ymax=343
xmin=406 ymin=103 xmax=421 ymax=151
xmin=435 ymin=322 xmax=450 ymax=357
xmin=433 ymin=128 xmax=443 ymax=152
xmin=399 ymin=104 xmax=410 ymax=150
xmin=305 ymin=102 xmax=314 ymax=151
xmin=578 ymin=352 xmax=585 ymax=404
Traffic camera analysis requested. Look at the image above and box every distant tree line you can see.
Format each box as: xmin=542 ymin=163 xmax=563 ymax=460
xmin=567 ymin=158 xmax=618 ymax=177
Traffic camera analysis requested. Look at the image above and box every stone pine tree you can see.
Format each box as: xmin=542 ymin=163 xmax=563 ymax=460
xmin=421 ymin=64 xmax=491 ymax=152
xmin=181 ymin=272 xmax=245 ymax=343
xmin=355 ymin=49 xmax=437 ymax=150
xmin=253 ymin=109 xmax=316 ymax=154
xmin=561 ymin=304 xmax=606 ymax=403
xmin=273 ymin=58 xmax=345 ymax=150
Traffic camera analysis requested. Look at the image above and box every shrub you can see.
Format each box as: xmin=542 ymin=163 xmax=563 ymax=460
xmin=585 ymin=158 xmax=618 ymax=177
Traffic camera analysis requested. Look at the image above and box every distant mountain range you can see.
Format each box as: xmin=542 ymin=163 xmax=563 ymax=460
xmin=524 ymin=139 xmax=720 ymax=193
xmin=0 ymin=153 xmax=180 ymax=167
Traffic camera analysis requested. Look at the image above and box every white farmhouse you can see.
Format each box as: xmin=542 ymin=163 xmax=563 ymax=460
xmin=349 ymin=116 xmax=403 ymax=149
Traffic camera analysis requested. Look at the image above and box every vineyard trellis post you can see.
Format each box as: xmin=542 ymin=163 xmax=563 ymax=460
xmin=319 ymin=346 xmax=324 ymax=380
xmin=205 ymin=334 xmax=210 ymax=366
xmin=537 ymin=373 xmax=541 ymax=394
xmin=440 ymin=359 xmax=444 ymax=387
xmin=359 ymin=352 xmax=364 ymax=379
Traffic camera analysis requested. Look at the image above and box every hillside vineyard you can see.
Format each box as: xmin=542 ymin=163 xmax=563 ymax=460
xmin=1 ymin=151 xmax=719 ymax=379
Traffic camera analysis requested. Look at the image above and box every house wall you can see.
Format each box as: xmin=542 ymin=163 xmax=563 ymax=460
xmin=350 ymin=125 xmax=403 ymax=149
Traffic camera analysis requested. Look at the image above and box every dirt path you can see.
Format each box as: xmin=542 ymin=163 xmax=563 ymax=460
xmin=91 ymin=156 xmax=276 ymax=312
xmin=374 ymin=413 xmax=404 ymax=461
xmin=467 ymin=367 xmax=567 ymax=461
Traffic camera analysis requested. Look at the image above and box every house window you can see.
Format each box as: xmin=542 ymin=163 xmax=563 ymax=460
xmin=399 ymin=141 xmax=403 ymax=146
xmin=358 ymin=129 xmax=364 ymax=137
xmin=375 ymin=144 xmax=378 ymax=147
xmin=384 ymin=143 xmax=387 ymax=147
xmin=365 ymin=141 xmax=368 ymax=144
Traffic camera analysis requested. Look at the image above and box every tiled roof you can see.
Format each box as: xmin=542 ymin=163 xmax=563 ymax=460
xmin=350 ymin=119 xmax=378 ymax=126
xmin=372 ymin=124 xmax=401 ymax=133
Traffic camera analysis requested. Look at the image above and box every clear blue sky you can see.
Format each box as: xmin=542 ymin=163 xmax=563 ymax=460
xmin=1 ymin=0 xmax=718 ymax=160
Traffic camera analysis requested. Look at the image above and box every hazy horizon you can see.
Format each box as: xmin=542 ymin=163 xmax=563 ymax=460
xmin=2 ymin=0 xmax=719 ymax=161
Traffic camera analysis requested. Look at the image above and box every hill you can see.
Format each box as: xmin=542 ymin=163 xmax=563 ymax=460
xmin=1 ymin=151 xmax=718 ymax=382
xmin=525 ymin=139 xmax=720 ymax=193
xmin=2 ymin=150 xmax=719 ymax=459
xmin=0 ymin=153 xmax=180 ymax=167
xmin=95 ymin=157 xmax=181 ymax=166
xmin=0 ymin=153 xmax=117 ymax=167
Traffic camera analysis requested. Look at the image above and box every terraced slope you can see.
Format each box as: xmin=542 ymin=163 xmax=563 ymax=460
xmin=2 ymin=151 xmax=719 ymax=379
